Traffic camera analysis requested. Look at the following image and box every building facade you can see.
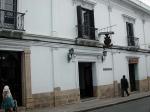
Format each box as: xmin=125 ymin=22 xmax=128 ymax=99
xmin=0 ymin=0 xmax=150 ymax=108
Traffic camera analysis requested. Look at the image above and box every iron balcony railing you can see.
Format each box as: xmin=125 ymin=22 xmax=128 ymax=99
xmin=0 ymin=9 xmax=25 ymax=31
xmin=128 ymin=36 xmax=139 ymax=47
xmin=77 ymin=25 xmax=98 ymax=40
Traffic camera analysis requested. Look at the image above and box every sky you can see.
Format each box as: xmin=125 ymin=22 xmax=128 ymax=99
xmin=139 ymin=0 xmax=150 ymax=6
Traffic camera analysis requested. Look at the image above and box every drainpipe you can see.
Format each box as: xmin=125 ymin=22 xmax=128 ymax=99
xmin=111 ymin=50 xmax=116 ymax=96
xmin=108 ymin=0 xmax=116 ymax=96
xmin=51 ymin=48 xmax=56 ymax=106
xmin=50 ymin=0 xmax=56 ymax=106
xmin=142 ymin=19 xmax=146 ymax=49
xmin=108 ymin=0 xmax=112 ymax=31
xmin=142 ymin=20 xmax=149 ymax=91
xmin=145 ymin=55 xmax=149 ymax=91
xmin=51 ymin=0 xmax=53 ymax=36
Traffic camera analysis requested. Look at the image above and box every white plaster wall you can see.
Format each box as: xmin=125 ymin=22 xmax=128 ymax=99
xmin=110 ymin=1 xmax=145 ymax=47
xmin=18 ymin=0 xmax=150 ymax=91
xmin=113 ymin=53 xmax=129 ymax=82
xmin=111 ymin=51 xmax=148 ymax=83
xmin=92 ymin=63 xmax=98 ymax=86
xmin=19 ymin=0 xmax=51 ymax=36
xmin=147 ymin=56 xmax=150 ymax=77
xmin=144 ymin=18 xmax=150 ymax=49
xmin=52 ymin=0 xmax=77 ymax=38
xmin=95 ymin=1 xmax=109 ymax=33
xmin=99 ymin=52 xmax=114 ymax=85
xmin=138 ymin=55 xmax=147 ymax=80
xmin=31 ymin=46 xmax=53 ymax=94
xmin=53 ymin=48 xmax=76 ymax=91
xmin=110 ymin=7 xmax=127 ymax=46
xmin=18 ymin=0 xmax=150 ymax=47
xmin=95 ymin=62 xmax=102 ymax=86
xmin=134 ymin=18 xmax=144 ymax=49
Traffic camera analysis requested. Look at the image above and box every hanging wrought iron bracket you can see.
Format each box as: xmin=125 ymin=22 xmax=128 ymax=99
xmin=98 ymin=31 xmax=114 ymax=48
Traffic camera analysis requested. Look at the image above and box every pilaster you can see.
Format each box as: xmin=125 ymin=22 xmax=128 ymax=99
xmin=23 ymin=49 xmax=33 ymax=108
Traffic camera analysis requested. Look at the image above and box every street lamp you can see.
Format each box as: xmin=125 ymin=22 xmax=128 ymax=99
xmin=101 ymin=50 xmax=107 ymax=62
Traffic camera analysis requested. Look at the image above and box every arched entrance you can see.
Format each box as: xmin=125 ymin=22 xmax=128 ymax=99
xmin=0 ymin=51 xmax=22 ymax=106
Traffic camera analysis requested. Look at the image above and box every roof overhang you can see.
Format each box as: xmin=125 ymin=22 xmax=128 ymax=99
xmin=124 ymin=0 xmax=150 ymax=15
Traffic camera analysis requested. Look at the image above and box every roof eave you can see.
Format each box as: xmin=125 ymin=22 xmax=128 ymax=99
xmin=124 ymin=0 xmax=150 ymax=15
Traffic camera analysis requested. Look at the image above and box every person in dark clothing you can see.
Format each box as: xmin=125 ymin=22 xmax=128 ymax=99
xmin=121 ymin=75 xmax=129 ymax=97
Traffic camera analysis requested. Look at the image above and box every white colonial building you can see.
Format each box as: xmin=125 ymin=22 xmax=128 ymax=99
xmin=0 ymin=0 xmax=150 ymax=108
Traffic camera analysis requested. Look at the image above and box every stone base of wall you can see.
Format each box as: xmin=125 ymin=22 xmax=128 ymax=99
xmin=138 ymin=78 xmax=149 ymax=92
xmin=114 ymin=81 xmax=120 ymax=97
xmin=32 ymin=88 xmax=80 ymax=108
xmin=32 ymin=92 xmax=54 ymax=108
xmin=148 ymin=76 xmax=150 ymax=90
xmin=94 ymin=78 xmax=150 ymax=99
xmin=26 ymin=97 xmax=34 ymax=109
xmin=31 ymin=78 xmax=150 ymax=108
xmin=54 ymin=88 xmax=80 ymax=106
xmin=96 ymin=84 xmax=115 ymax=98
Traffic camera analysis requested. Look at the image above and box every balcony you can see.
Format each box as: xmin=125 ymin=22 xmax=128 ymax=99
xmin=0 ymin=9 xmax=25 ymax=38
xmin=127 ymin=36 xmax=139 ymax=50
xmin=77 ymin=25 xmax=98 ymax=39
xmin=76 ymin=25 xmax=99 ymax=46
xmin=128 ymin=36 xmax=139 ymax=46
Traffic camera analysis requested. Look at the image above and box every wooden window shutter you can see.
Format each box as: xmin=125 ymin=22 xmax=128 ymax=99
xmin=13 ymin=0 xmax=17 ymax=12
xmin=126 ymin=22 xmax=130 ymax=37
xmin=4 ymin=0 xmax=17 ymax=24
xmin=130 ymin=23 xmax=134 ymax=37
xmin=89 ymin=10 xmax=95 ymax=39
xmin=77 ymin=6 xmax=82 ymax=38
xmin=126 ymin=22 xmax=134 ymax=37
xmin=126 ymin=22 xmax=135 ymax=46
xmin=5 ymin=0 xmax=17 ymax=11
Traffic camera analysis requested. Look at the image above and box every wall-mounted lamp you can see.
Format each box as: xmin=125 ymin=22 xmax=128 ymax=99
xmin=101 ymin=50 xmax=107 ymax=62
xmin=67 ymin=48 xmax=75 ymax=62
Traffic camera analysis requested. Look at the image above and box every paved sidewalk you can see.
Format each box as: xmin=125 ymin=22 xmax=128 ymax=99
xmin=26 ymin=91 xmax=150 ymax=112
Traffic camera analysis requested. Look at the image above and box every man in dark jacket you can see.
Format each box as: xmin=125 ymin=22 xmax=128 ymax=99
xmin=121 ymin=75 xmax=129 ymax=97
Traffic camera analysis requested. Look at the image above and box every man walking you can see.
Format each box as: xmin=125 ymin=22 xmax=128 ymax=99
xmin=121 ymin=75 xmax=129 ymax=97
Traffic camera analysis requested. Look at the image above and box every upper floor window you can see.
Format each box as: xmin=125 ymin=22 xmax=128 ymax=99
xmin=123 ymin=14 xmax=139 ymax=47
xmin=77 ymin=6 xmax=96 ymax=40
xmin=126 ymin=22 xmax=139 ymax=47
xmin=1 ymin=0 xmax=17 ymax=24
xmin=0 ymin=0 xmax=25 ymax=31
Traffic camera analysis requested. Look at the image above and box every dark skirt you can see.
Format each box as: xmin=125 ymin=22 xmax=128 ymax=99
xmin=1 ymin=96 xmax=14 ymax=110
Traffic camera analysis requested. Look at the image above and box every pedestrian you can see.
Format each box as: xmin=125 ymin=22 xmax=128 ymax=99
xmin=1 ymin=85 xmax=15 ymax=112
xmin=121 ymin=75 xmax=130 ymax=97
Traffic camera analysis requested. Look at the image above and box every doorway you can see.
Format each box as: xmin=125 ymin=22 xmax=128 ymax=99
xmin=0 ymin=51 xmax=22 ymax=106
xmin=128 ymin=63 xmax=138 ymax=92
xmin=78 ymin=62 xmax=93 ymax=99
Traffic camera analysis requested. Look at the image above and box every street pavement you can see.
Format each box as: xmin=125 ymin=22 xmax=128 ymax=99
xmin=88 ymin=96 xmax=150 ymax=112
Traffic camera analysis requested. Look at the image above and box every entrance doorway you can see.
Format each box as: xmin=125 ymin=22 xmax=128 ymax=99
xmin=78 ymin=62 xmax=93 ymax=99
xmin=0 ymin=51 xmax=22 ymax=106
xmin=128 ymin=63 xmax=138 ymax=92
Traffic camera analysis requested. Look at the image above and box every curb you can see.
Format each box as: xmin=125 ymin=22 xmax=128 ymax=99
xmin=74 ymin=94 xmax=150 ymax=112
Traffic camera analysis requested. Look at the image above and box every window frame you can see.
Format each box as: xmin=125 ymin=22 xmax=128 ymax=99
xmin=77 ymin=5 xmax=96 ymax=40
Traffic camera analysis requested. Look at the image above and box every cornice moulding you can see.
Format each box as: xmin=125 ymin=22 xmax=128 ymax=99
xmin=124 ymin=0 xmax=150 ymax=15
xmin=83 ymin=0 xmax=97 ymax=5
xmin=73 ymin=0 xmax=97 ymax=6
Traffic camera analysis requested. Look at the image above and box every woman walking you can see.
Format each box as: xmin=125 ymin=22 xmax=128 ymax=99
xmin=1 ymin=85 xmax=14 ymax=112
